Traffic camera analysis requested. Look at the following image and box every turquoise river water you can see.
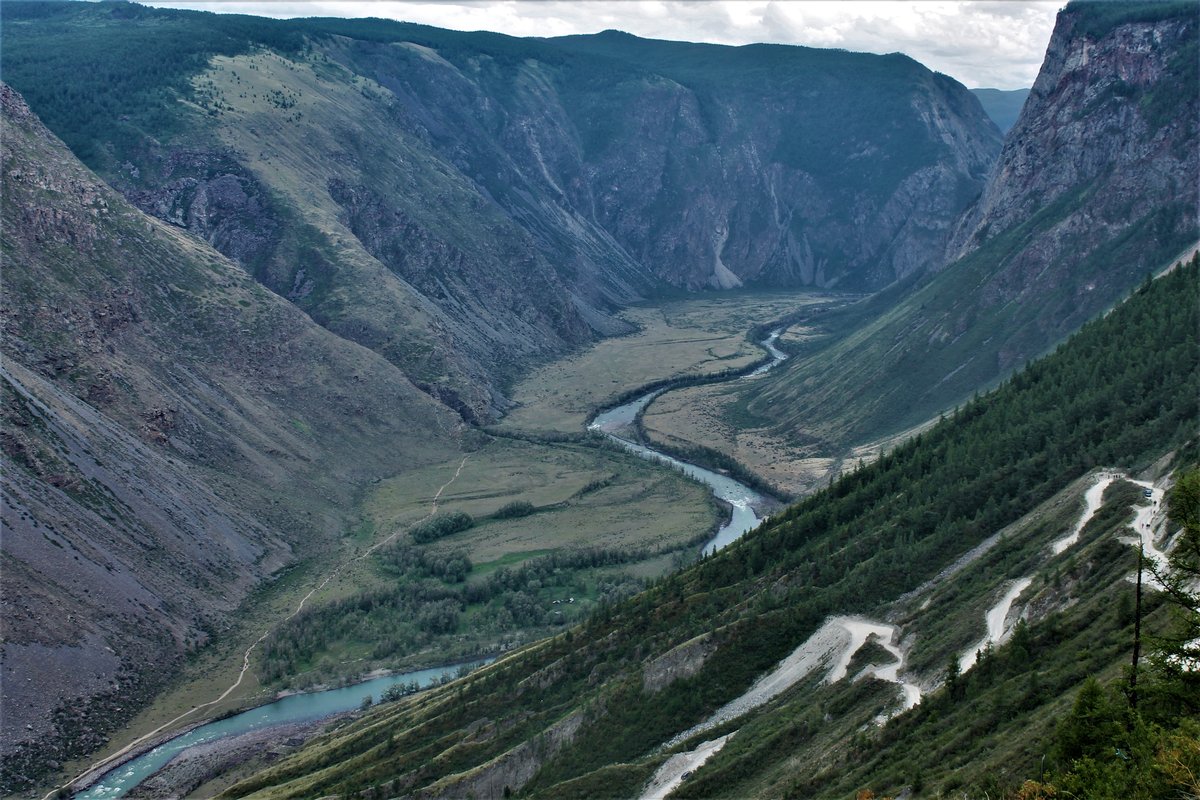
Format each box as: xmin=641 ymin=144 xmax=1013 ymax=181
xmin=76 ymin=329 xmax=789 ymax=798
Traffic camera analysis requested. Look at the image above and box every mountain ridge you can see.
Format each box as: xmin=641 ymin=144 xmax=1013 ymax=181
xmin=737 ymin=0 xmax=1198 ymax=448
xmin=2 ymin=2 xmax=1196 ymax=795
xmin=1 ymin=0 xmax=1003 ymax=417
xmin=0 ymin=82 xmax=466 ymax=793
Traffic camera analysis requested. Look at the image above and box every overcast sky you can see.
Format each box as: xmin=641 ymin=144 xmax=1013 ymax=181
xmin=145 ymin=1 xmax=1064 ymax=89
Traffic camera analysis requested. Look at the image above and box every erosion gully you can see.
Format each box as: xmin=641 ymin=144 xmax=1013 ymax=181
xmin=637 ymin=466 xmax=1170 ymax=793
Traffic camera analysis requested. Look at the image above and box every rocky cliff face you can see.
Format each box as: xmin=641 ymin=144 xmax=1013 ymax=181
xmin=948 ymin=1 xmax=1198 ymax=281
xmin=339 ymin=31 xmax=1001 ymax=293
xmin=2 ymin=6 xmax=1003 ymax=418
xmin=566 ymin=37 xmax=1000 ymax=291
xmin=0 ymin=83 xmax=463 ymax=793
xmin=741 ymin=0 xmax=1199 ymax=447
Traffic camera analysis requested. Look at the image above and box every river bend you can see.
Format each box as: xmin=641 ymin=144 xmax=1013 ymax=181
xmin=79 ymin=329 xmax=790 ymax=797
xmin=589 ymin=329 xmax=787 ymax=554
xmin=76 ymin=661 xmax=488 ymax=798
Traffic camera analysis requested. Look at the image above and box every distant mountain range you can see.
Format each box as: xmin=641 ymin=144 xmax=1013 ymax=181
xmin=2 ymin=1 xmax=1002 ymax=420
xmin=971 ymin=88 xmax=1031 ymax=134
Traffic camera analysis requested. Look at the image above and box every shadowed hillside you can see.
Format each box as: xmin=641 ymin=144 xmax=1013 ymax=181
xmin=2 ymin=1 xmax=1002 ymax=418
xmin=0 ymin=83 xmax=465 ymax=793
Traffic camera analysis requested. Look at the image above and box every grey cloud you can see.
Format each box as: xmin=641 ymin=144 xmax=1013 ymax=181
xmin=145 ymin=1 xmax=1059 ymax=88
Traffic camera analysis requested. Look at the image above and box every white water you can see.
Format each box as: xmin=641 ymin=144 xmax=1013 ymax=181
xmin=746 ymin=330 xmax=788 ymax=376
xmin=1051 ymin=473 xmax=1116 ymax=554
xmin=959 ymin=577 xmax=1033 ymax=673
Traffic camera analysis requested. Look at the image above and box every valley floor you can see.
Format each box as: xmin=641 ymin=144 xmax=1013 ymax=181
xmin=499 ymin=290 xmax=835 ymax=436
xmin=50 ymin=291 xmax=834 ymax=798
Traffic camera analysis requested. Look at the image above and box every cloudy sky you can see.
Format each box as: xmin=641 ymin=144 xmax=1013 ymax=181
xmin=145 ymin=1 xmax=1064 ymax=89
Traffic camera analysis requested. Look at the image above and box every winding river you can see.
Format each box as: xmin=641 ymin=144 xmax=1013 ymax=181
xmin=75 ymin=660 xmax=489 ymax=799
xmin=75 ymin=329 xmax=790 ymax=798
xmin=589 ymin=329 xmax=788 ymax=554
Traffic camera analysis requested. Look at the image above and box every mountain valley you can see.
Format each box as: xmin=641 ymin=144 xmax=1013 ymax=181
xmin=1 ymin=1 xmax=1198 ymax=798
xmin=214 ymin=258 xmax=1200 ymax=800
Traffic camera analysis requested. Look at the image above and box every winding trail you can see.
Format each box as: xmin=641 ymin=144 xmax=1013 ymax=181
xmin=646 ymin=615 xmax=918 ymax=796
xmin=644 ymin=469 xmax=1177 ymax=795
xmin=1051 ymin=472 xmax=1116 ymax=554
xmin=1126 ymin=480 xmax=1168 ymax=590
xmin=48 ymin=455 xmax=472 ymax=800
xmin=959 ymin=471 xmax=1166 ymax=676
xmin=958 ymin=577 xmax=1033 ymax=673
xmin=832 ymin=619 xmax=921 ymax=714
xmin=959 ymin=472 xmax=1112 ymax=675
xmin=663 ymin=616 xmax=917 ymax=751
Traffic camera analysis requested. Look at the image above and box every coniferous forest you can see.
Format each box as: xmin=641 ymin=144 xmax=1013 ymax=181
xmin=225 ymin=260 xmax=1198 ymax=799
xmin=3 ymin=2 xmax=1197 ymax=796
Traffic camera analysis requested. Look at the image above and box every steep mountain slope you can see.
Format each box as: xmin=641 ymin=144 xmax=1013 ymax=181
xmin=1 ymin=2 xmax=1002 ymax=417
xmin=382 ymin=28 xmax=1001 ymax=290
xmin=949 ymin=1 xmax=1198 ymax=263
xmin=0 ymin=84 xmax=464 ymax=793
xmin=223 ymin=258 xmax=1198 ymax=799
xmin=970 ymin=88 xmax=1030 ymax=134
xmin=738 ymin=0 xmax=1198 ymax=448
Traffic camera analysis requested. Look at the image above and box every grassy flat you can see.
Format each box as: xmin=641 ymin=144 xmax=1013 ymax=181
xmin=501 ymin=291 xmax=833 ymax=435
xmin=366 ymin=437 xmax=717 ymax=563
xmin=641 ymin=380 xmax=838 ymax=497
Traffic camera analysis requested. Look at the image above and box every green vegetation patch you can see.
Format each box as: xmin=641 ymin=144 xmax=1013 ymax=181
xmin=410 ymin=511 xmax=475 ymax=544
xmin=256 ymin=546 xmax=648 ymax=689
xmin=225 ymin=260 xmax=1198 ymax=799
xmin=492 ymin=500 xmax=537 ymax=520
xmin=1 ymin=2 xmax=306 ymax=166
xmin=1066 ymin=0 xmax=1197 ymax=40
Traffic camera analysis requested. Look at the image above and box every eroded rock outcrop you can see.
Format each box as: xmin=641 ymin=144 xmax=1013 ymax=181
xmin=642 ymin=633 xmax=716 ymax=694
xmin=742 ymin=1 xmax=1198 ymax=446
xmin=947 ymin=3 xmax=1199 ymax=322
xmin=4 ymin=8 xmax=1005 ymax=420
